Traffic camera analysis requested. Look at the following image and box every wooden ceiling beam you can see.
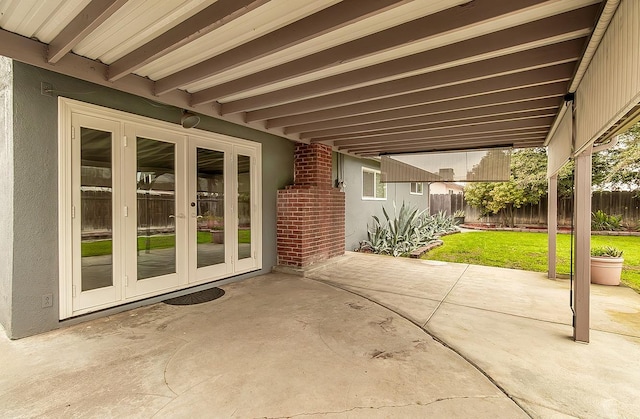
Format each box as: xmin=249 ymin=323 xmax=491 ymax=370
xmin=312 ymin=109 xmax=555 ymax=142
xmin=277 ymin=82 xmax=566 ymax=131
xmin=331 ymin=116 xmax=554 ymax=147
xmin=298 ymin=97 xmax=560 ymax=139
xmin=216 ymin=5 xmax=598 ymax=110
xmin=154 ymin=0 xmax=408 ymax=95
xmin=353 ymin=138 xmax=547 ymax=156
xmin=235 ymin=38 xmax=583 ymax=118
xmin=191 ymin=0 xmax=552 ymax=105
xmin=47 ymin=0 xmax=128 ymax=64
xmin=107 ymin=0 xmax=269 ymax=81
xmin=252 ymin=62 xmax=574 ymax=125
xmin=355 ymin=139 xmax=545 ymax=156
xmin=341 ymin=132 xmax=548 ymax=153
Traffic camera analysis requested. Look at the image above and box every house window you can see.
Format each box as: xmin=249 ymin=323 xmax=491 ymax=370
xmin=362 ymin=168 xmax=386 ymax=200
xmin=410 ymin=182 xmax=423 ymax=195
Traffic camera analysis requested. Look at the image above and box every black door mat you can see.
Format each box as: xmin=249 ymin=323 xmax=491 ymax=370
xmin=163 ymin=287 xmax=225 ymax=306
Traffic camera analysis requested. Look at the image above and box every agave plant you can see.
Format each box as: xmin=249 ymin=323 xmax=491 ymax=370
xmin=359 ymin=202 xmax=457 ymax=257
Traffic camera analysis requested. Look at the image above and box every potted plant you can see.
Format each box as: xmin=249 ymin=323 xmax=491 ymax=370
xmin=453 ymin=210 xmax=465 ymax=225
xmin=590 ymin=246 xmax=624 ymax=285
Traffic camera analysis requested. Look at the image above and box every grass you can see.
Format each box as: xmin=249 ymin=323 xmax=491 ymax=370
xmin=422 ymin=231 xmax=640 ymax=292
xmin=82 ymin=230 xmax=252 ymax=257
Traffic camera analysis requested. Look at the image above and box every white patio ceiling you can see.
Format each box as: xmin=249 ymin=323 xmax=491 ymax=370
xmin=0 ymin=0 xmax=606 ymax=156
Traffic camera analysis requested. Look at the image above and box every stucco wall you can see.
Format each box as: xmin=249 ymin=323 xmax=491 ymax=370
xmin=8 ymin=61 xmax=294 ymax=338
xmin=0 ymin=56 xmax=13 ymax=335
xmin=335 ymin=153 xmax=428 ymax=251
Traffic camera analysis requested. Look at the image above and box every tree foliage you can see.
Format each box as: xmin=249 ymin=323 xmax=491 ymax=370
xmin=465 ymin=149 xmax=549 ymax=227
xmin=464 ymin=121 xmax=640 ymax=226
xmin=599 ymin=122 xmax=640 ymax=191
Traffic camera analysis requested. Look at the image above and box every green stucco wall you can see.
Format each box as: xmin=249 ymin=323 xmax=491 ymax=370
xmin=0 ymin=56 xmax=14 ymax=335
xmin=333 ymin=153 xmax=428 ymax=251
xmin=6 ymin=61 xmax=294 ymax=338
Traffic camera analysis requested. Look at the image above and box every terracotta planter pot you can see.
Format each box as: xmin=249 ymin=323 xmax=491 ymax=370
xmin=211 ymin=230 xmax=224 ymax=244
xmin=590 ymin=256 xmax=623 ymax=285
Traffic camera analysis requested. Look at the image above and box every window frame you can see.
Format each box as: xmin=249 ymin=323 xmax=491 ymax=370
xmin=410 ymin=182 xmax=423 ymax=195
xmin=361 ymin=167 xmax=387 ymax=200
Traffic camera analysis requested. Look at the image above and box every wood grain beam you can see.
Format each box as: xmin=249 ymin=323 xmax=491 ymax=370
xmin=233 ymin=38 xmax=583 ymax=118
xmin=298 ymin=97 xmax=560 ymax=139
xmin=330 ymin=116 xmax=554 ymax=147
xmin=215 ymin=5 xmax=598 ymax=110
xmin=48 ymin=0 xmax=128 ymax=63
xmin=107 ymin=0 xmax=269 ymax=81
xmin=154 ymin=0 xmax=408 ymax=95
xmin=312 ymin=109 xmax=555 ymax=142
xmin=354 ymin=138 xmax=546 ymax=156
xmin=250 ymin=62 xmax=574 ymax=124
xmin=191 ymin=0 xmax=551 ymax=105
xmin=276 ymin=82 xmax=566 ymax=131
xmin=342 ymin=132 xmax=548 ymax=154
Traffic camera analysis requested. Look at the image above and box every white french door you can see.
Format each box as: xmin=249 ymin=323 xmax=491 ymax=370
xmin=61 ymin=99 xmax=261 ymax=319
xmin=70 ymin=113 xmax=123 ymax=311
xmin=123 ymin=125 xmax=188 ymax=299
xmin=188 ymin=137 xmax=233 ymax=282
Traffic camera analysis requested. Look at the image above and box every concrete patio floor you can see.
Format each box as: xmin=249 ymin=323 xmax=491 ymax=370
xmin=1 ymin=252 xmax=639 ymax=418
xmin=304 ymin=252 xmax=640 ymax=418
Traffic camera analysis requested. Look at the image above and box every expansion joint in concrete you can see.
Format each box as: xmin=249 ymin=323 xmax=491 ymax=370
xmin=306 ymin=274 xmax=533 ymax=419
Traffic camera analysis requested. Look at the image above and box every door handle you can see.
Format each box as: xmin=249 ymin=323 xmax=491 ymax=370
xmin=169 ymin=214 xmax=186 ymax=219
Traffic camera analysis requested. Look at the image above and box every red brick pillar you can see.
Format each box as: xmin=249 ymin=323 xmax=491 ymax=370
xmin=277 ymin=143 xmax=345 ymax=267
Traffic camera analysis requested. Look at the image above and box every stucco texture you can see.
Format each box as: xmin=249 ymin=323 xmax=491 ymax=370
xmin=0 ymin=56 xmax=13 ymax=335
xmin=6 ymin=61 xmax=294 ymax=338
xmin=335 ymin=154 xmax=428 ymax=251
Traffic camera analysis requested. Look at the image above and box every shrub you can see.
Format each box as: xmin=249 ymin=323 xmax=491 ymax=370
xmin=591 ymin=210 xmax=623 ymax=231
xmin=358 ymin=202 xmax=458 ymax=257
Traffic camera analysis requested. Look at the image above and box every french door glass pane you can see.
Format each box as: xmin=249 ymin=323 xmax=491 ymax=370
xmin=80 ymin=128 xmax=113 ymax=291
xmin=137 ymin=138 xmax=176 ymax=280
xmin=196 ymin=148 xmax=225 ymax=268
xmin=238 ymin=155 xmax=251 ymax=260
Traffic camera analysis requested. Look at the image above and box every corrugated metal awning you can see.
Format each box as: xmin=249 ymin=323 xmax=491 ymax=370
xmin=0 ymin=0 xmax=608 ymax=155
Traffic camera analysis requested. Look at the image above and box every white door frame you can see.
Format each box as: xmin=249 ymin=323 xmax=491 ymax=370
xmin=58 ymin=98 xmax=262 ymax=319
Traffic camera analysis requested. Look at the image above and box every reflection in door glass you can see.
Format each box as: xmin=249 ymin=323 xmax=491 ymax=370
xmin=80 ymin=128 xmax=113 ymax=291
xmin=137 ymin=138 xmax=176 ymax=280
xmin=197 ymin=148 xmax=225 ymax=268
xmin=238 ymin=155 xmax=251 ymax=260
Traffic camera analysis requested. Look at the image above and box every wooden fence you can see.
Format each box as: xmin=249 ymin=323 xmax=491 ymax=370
xmin=431 ymin=191 xmax=640 ymax=228
xmin=81 ymin=191 xmax=250 ymax=234
xmin=429 ymin=193 xmax=465 ymax=216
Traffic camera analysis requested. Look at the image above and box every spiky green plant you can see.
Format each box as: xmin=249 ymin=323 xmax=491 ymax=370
xmin=360 ymin=203 xmax=458 ymax=257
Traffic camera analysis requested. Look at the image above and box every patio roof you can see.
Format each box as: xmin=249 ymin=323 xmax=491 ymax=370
xmin=0 ymin=0 xmax=606 ymax=155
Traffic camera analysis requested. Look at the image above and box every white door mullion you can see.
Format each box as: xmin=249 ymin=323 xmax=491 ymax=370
xmin=61 ymin=99 xmax=261 ymax=319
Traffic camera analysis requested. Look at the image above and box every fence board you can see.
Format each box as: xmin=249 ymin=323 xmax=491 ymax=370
xmin=431 ymin=191 xmax=640 ymax=228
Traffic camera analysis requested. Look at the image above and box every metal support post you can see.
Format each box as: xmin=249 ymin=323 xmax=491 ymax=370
xmin=548 ymin=174 xmax=558 ymax=279
xmin=573 ymin=149 xmax=592 ymax=343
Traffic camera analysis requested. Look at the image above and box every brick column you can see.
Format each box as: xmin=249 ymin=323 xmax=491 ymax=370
xmin=277 ymin=143 xmax=345 ymax=267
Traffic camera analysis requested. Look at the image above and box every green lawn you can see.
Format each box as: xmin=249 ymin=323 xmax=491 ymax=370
xmin=82 ymin=230 xmax=252 ymax=257
xmin=423 ymin=231 xmax=640 ymax=292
